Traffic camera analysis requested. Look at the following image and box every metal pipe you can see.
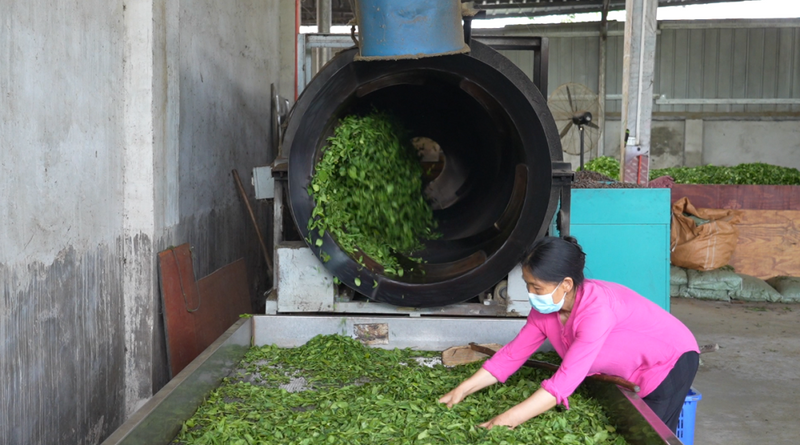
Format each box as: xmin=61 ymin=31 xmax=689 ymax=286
xmin=316 ymin=0 xmax=332 ymax=68
xmin=634 ymin=0 xmax=648 ymax=146
xmin=597 ymin=0 xmax=610 ymax=157
xmin=656 ymin=98 xmax=800 ymax=105
xmin=579 ymin=126 xmax=585 ymax=171
xmin=295 ymin=0 xmax=301 ymax=100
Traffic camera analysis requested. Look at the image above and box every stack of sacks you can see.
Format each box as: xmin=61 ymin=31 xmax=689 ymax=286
xmin=766 ymin=277 xmax=800 ymax=303
xmin=734 ymin=274 xmax=782 ymax=302
xmin=670 ymin=265 xmax=796 ymax=303
xmin=670 ymin=265 xmax=688 ymax=297
xmin=682 ymin=267 xmax=741 ymax=302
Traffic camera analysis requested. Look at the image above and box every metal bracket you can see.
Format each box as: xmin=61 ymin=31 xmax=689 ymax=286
xmin=252 ymin=166 xmax=275 ymax=200
xmin=551 ymin=161 xmax=574 ymax=238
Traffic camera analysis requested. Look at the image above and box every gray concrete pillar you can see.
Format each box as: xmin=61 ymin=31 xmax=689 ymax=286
xmin=123 ymin=0 xmax=164 ymax=416
xmin=619 ymin=0 xmax=658 ymax=184
xmin=684 ymin=119 xmax=704 ymax=167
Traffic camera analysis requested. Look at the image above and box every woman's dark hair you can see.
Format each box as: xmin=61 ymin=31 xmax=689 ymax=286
xmin=523 ymin=236 xmax=586 ymax=288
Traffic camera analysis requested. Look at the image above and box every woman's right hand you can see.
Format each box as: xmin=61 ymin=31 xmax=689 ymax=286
xmin=438 ymin=387 xmax=466 ymax=408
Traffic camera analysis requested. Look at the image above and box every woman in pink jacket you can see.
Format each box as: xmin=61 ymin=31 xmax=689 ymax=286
xmin=439 ymin=236 xmax=700 ymax=433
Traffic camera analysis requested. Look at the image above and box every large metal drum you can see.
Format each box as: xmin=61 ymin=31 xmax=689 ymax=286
xmin=283 ymin=41 xmax=564 ymax=307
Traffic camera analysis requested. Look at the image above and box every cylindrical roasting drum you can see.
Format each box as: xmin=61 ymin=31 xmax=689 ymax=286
xmin=283 ymin=41 xmax=564 ymax=307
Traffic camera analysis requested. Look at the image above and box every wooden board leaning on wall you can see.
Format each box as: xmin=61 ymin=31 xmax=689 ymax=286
xmin=671 ymin=185 xmax=800 ymax=279
xmin=727 ymin=210 xmax=800 ymax=280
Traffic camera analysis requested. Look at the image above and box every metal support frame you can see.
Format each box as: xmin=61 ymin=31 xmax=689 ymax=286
xmin=101 ymin=315 xmax=683 ymax=445
xmin=297 ymin=34 xmax=550 ymax=101
xmin=296 ymin=34 xmax=356 ymax=95
xmin=620 ymin=0 xmax=658 ymax=185
xmin=552 ymin=161 xmax=574 ymax=238
xmin=472 ymin=36 xmax=549 ymax=96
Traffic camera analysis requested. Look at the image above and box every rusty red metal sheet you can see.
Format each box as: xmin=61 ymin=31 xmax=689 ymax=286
xmin=196 ymin=259 xmax=252 ymax=350
xmin=158 ymin=245 xmax=252 ymax=378
xmin=158 ymin=244 xmax=203 ymax=378
xmin=671 ymin=184 xmax=800 ymax=210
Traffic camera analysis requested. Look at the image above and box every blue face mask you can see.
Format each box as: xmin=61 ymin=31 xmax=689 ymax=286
xmin=528 ymin=280 xmax=565 ymax=314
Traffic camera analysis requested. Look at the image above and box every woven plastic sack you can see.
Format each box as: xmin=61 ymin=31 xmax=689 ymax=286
xmin=765 ymin=276 xmax=800 ymax=303
xmin=680 ymin=287 xmax=731 ymax=301
xmin=670 ymin=284 xmax=687 ymax=297
xmin=731 ymin=274 xmax=782 ymax=302
xmin=670 ymin=197 xmax=742 ymax=271
xmin=686 ymin=267 xmax=742 ymax=292
xmin=671 ymin=266 xmax=688 ymax=286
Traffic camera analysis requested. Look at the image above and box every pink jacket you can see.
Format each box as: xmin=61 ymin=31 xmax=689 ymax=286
xmin=483 ymin=279 xmax=699 ymax=408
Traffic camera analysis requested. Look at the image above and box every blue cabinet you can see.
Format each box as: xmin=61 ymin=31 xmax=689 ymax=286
xmin=569 ymin=189 xmax=671 ymax=311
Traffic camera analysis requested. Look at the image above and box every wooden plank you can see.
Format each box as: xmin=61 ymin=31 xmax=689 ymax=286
xmin=726 ymin=210 xmax=800 ymax=279
xmin=158 ymin=245 xmax=203 ymax=378
xmin=441 ymin=343 xmax=502 ymax=367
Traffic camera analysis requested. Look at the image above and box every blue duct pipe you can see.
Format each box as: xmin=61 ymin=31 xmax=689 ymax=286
xmin=354 ymin=0 xmax=469 ymax=59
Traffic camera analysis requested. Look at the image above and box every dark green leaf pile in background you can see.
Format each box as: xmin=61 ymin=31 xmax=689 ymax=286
xmin=581 ymin=157 xmax=622 ymax=181
xmin=307 ymin=112 xmax=438 ymax=274
xmin=583 ymin=156 xmax=800 ymax=185
xmin=173 ymin=335 xmax=626 ymax=445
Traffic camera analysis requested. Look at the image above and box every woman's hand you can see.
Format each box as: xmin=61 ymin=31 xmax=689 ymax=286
xmin=478 ymin=387 xmax=558 ymax=430
xmin=478 ymin=410 xmax=525 ymax=430
xmin=438 ymin=387 xmax=466 ymax=408
xmin=438 ymin=368 xmax=498 ymax=408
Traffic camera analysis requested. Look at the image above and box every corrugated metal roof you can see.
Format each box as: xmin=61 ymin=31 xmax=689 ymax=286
xmin=478 ymin=0 xmax=753 ymax=18
xmin=301 ymin=0 xmax=756 ymax=26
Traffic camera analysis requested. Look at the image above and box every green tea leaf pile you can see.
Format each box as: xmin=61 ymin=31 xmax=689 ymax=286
xmin=584 ymin=156 xmax=800 ymax=185
xmin=173 ymin=335 xmax=627 ymax=445
xmin=308 ymin=112 xmax=438 ymax=274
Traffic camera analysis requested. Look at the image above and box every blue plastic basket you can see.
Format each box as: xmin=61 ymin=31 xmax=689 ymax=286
xmin=676 ymin=388 xmax=702 ymax=445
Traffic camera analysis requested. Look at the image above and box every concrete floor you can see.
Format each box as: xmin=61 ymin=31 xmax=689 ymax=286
xmin=670 ymin=298 xmax=800 ymax=445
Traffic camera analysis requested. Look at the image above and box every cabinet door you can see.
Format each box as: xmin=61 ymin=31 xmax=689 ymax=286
xmin=571 ymin=224 xmax=670 ymax=311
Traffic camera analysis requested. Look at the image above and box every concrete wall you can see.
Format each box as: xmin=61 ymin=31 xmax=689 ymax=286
xmin=1 ymin=2 xmax=127 ymax=443
xmin=703 ymin=121 xmax=800 ymax=169
xmin=598 ymin=119 xmax=800 ymax=171
xmin=1 ymin=0 xmax=294 ymax=443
